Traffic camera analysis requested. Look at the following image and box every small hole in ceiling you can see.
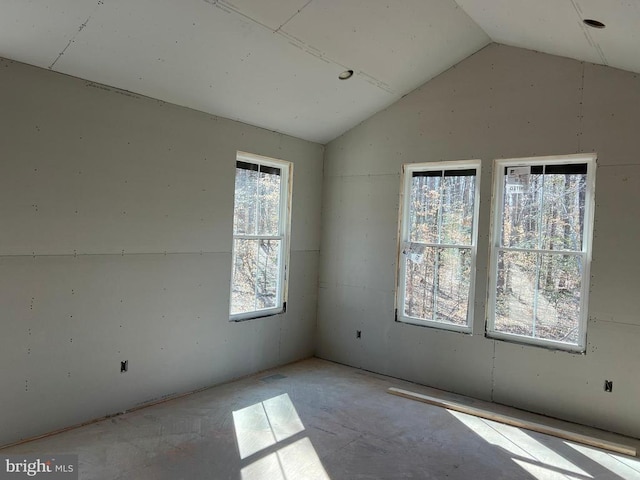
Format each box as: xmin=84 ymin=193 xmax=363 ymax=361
xmin=583 ymin=19 xmax=605 ymax=29
xmin=339 ymin=70 xmax=354 ymax=80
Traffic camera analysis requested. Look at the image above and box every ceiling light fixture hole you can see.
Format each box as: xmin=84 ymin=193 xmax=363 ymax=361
xmin=339 ymin=69 xmax=354 ymax=80
xmin=583 ymin=19 xmax=605 ymax=29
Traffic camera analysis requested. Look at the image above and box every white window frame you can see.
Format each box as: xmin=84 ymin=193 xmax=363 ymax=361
xmin=487 ymin=153 xmax=596 ymax=352
xmin=396 ymin=160 xmax=481 ymax=333
xmin=230 ymin=152 xmax=292 ymax=322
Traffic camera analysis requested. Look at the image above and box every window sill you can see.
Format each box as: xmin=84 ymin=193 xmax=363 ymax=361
xmin=486 ymin=331 xmax=586 ymax=354
xmin=396 ymin=316 xmax=472 ymax=334
xmin=230 ymin=306 xmax=285 ymax=322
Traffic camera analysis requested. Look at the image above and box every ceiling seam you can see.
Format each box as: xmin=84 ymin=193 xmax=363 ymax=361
xmin=211 ymin=0 xmax=395 ymax=95
xmin=49 ymin=15 xmax=92 ymax=70
xmin=275 ymin=0 xmax=314 ymax=33
xmin=49 ymin=0 xmax=105 ymax=70
xmin=568 ymin=0 xmax=608 ymax=66
xmin=215 ymin=1 xmax=273 ymax=32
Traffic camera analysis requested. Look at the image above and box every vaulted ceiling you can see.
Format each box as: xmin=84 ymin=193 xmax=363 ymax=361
xmin=1 ymin=0 xmax=638 ymax=144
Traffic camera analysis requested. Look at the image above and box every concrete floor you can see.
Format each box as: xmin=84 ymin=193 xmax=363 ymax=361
xmin=3 ymin=358 xmax=640 ymax=479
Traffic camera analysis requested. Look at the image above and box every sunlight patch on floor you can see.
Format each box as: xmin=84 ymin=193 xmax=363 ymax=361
xmin=565 ymin=441 xmax=640 ymax=479
xmin=234 ymin=394 xmax=330 ymax=480
xmin=232 ymin=393 xmax=305 ymax=459
xmin=448 ymin=410 xmax=592 ymax=479
xmin=241 ymin=438 xmax=330 ymax=480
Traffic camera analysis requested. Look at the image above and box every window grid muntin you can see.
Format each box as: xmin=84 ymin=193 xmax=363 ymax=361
xmin=488 ymin=154 xmax=596 ymax=351
xmin=231 ymin=152 xmax=290 ymax=321
xmin=398 ymin=160 xmax=481 ymax=333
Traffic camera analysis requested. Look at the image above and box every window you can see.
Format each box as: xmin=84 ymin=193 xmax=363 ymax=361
xmin=397 ymin=160 xmax=481 ymax=332
xmin=487 ymin=154 xmax=596 ymax=351
xmin=230 ymin=152 xmax=292 ymax=321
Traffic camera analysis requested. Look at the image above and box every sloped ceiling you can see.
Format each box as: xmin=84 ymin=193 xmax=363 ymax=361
xmin=0 ymin=1 xmax=638 ymax=144
xmin=456 ymin=0 xmax=640 ymax=75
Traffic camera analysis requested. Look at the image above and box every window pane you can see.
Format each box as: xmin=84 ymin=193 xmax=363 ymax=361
xmin=501 ymin=173 xmax=543 ymax=248
xmin=232 ymin=157 xmax=289 ymax=319
xmin=541 ymin=173 xmax=586 ymax=251
xmin=409 ymin=175 xmax=441 ymax=244
xmin=435 ymin=247 xmax=471 ymax=325
xmin=258 ymin=167 xmax=281 ymax=236
xmin=495 ymin=250 xmax=583 ymax=343
xmin=535 ymin=253 xmax=582 ymax=343
xmin=403 ymin=246 xmax=437 ymax=320
xmin=231 ymin=239 xmax=259 ymax=315
xmin=255 ymin=239 xmax=281 ymax=309
xmin=231 ymin=239 xmax=281 ymax=314
xmin=441 ymin=175 xmax=475 ymax=245
xmin=233 ymin=166 xmax=259 ymax=235
xmin=404 ymin=246 xmax=471 ymax=326
xmin=494 ymin=250 xmax=537 ymax=337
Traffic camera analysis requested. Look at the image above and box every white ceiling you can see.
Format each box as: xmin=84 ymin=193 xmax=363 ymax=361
xmin=456 ymin=0 xmax=640 ymax=75
xmin=0 ymin=1 xmax=638 ymax=144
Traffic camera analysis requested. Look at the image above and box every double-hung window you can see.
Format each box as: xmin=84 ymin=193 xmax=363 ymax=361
xmin=487 ymin=154 xmax=596 ymax=351
xmin=397 ymin=160 xmax=481 ymax=332
xmin=230 ymin=152 xmax=292 ymax=321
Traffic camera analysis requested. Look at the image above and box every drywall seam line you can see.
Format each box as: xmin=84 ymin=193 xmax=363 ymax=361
xmin=212 ymin=0 xmax=395 ymax=95
xmin=331 ymin=282 xmax=394 ymax=294
xmin=569 ymin=0 xmax=607 ymax=66
xmin=593 ymin=318 xmax=640 ymax=328
xmin=325 ymin=172 xmax=402 ymax=179
xmin=275 ymin=0 xmax=313 ymax=33
xmin=578 ymin=62 xmax=585 ymax=152
xmin=596 ymin=163 xmax=640 ymax=169
xmin=490 ymin=339 xmax=496 ymax=402
xmin=0 ymin=248 xmax=319 ymax=258
xmin=215 ymin=1 xmax=273 ymax=31
xmin=0 ymin=251 xmax=229 ymax=258
xmin=49 ymin=12 xmax=95 ymax=70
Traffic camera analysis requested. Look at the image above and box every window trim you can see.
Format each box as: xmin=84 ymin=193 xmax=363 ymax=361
xmin=396 ymin=160 xmax=482 ymax=333
xmin=230 ymin=151 xmax=293 ymax=322
xmin=486 ymin=153 xmax=597 ymax=352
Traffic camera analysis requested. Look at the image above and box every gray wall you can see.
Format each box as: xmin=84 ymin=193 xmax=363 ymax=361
xmin=318 ymin=44 xmax=640 ymax=438
xmin=0 ymin=58 xmax=323 ymax=447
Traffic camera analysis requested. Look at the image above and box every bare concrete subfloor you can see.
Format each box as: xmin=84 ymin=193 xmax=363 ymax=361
xmin=3 ymin=358 xmax=640 ymax=479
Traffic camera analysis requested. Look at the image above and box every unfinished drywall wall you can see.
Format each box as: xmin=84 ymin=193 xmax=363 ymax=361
xmin=0 ymin=58 xmax=323 ymax=447
xmin=318 ymin=43 xmax=640 ymax=438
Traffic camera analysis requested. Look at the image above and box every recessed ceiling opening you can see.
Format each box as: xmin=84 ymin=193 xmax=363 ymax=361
xmin=339 ymin=70 xmax=354 ymax=80
xmin=583 ymin=19 xmax=605 ymax=29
